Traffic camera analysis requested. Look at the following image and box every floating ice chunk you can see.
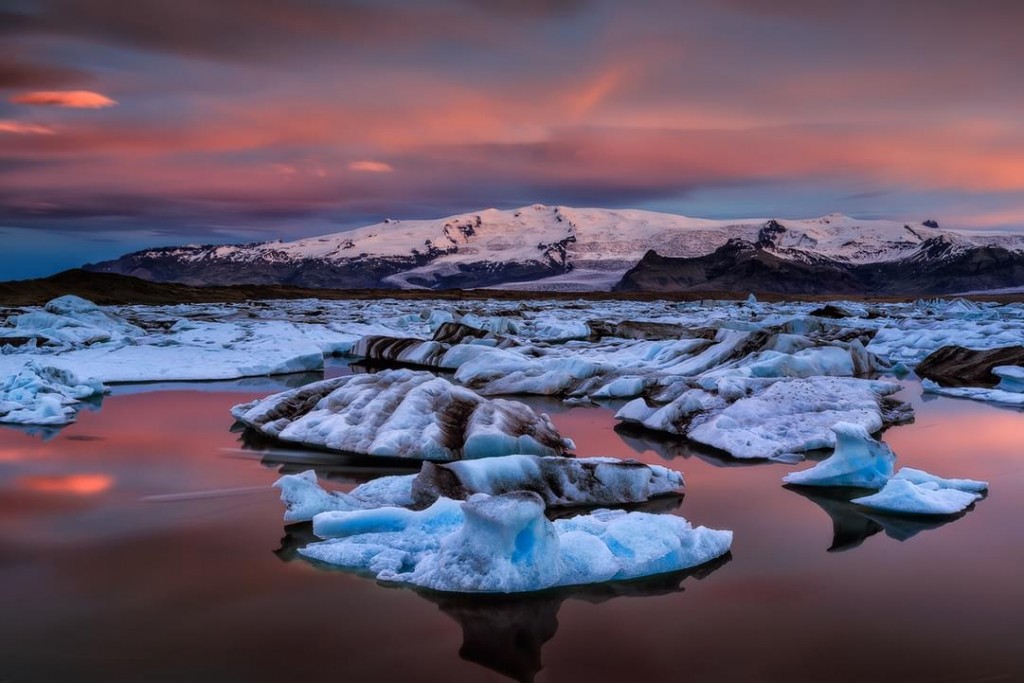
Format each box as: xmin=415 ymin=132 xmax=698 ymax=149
xmin=0 ymin=360 xmax=107 ymax=425
xmin=1 ymin=295 xmax=143 ymax=347
xmin=921 ymin=379 xmax=1024 ymax=406
xmin=892 ymin=467 xmax=988 ymax=494
xmin=454 ymin=350 xmax=602 ymax=396
xmin=591 ymin=376 xmax=646 ymax=399
xmin=994 ymin=366 xmax=1024 ymax=393
xmin=851 ymin=479 xmax=981 ymax=516
xmin=275 ymin=455 xmax=683 ymax=520
xmin=274 ymin=470 xmax=417 ymax=521
xmin=783 ymin=422 xmax=896 ymax=488
xmin=529 ymin=320 xmax=591 ymax=342
xmin=302 ymin=491 xmax=732 ymax=594
xmin=616 ymin=389 xmax=723 ymax=436
xmin=688 ymin=378 xmax=904 ymax=459
xmin=233 ymin=369 xmax=573 ymax=460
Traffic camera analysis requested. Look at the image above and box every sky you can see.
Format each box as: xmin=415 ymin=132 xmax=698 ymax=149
xmin=2 ymin=0 xmax=1024 ymax=279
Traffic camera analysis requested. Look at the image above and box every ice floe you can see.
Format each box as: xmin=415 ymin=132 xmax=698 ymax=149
xmin=0 ymin=360 xmax=107 ymax=425
xmin=618 ymin=377 xmax=908 ymax=460
xmin=274 ymin=455 xmax=684 ymax=520
xmin=783 ymin=422 xmax=896 ymax=488
xmin=921 ymin=378 xmax=1024 ymax=406
xmin=232 ymin=369 xmax=573 ymax=460
xmin=851 ymin=479 xmax=983 ymax=516
xmin=301 ymin=491 xmax=732 ymax=593
xmin=783 ymin=426 xmax=989 ymax=516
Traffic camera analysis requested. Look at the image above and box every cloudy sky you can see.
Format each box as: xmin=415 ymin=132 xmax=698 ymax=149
xmin=2 ymin=0 xmax=1024 ymax=278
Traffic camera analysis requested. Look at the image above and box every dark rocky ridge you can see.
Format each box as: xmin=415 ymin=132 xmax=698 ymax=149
xmin=614 ymin=239 xmax=1024 ymax=295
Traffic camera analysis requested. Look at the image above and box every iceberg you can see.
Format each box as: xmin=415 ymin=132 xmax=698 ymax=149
xmin=851 ymin=479 xmax=983 ymax=516
xmin=994 ymin=365 xmax=1024 ymax=393
xmin=274 ymin=455 xmax=684 ymax=520
xmin=783 ymin=422 xmax=896 ymax=488
xmin=618 ymin=376 xmax=907 ymax=460
xmin=232 ymin=369 xmax=574 ymax=460
xmin=302 ymin=491 xmax=732 ymax=593
xmin=921 ymin=378 xmax=1024 ymax=406
xmin=0 ymin=360 xmax=107 ymax=426
xmin=892 ymin=467 xmax=988 ymax=494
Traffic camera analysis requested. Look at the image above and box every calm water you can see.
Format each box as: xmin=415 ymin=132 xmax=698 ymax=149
xmin=2 ymin=366 xmax=1023 ymax=683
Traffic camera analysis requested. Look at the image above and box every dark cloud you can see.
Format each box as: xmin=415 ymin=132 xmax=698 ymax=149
xmin=0 ymin=52 xmax=91 ymax=89
xmin=0 ymin=0 xmax=576 ymax=63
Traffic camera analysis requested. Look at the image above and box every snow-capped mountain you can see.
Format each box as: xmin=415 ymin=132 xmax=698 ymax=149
xmin=85 ymin=204 xmax=1024 ymax=293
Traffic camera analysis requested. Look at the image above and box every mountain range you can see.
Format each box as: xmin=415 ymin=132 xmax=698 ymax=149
xmin=85 ymin=204 xmax=1024 ymax=294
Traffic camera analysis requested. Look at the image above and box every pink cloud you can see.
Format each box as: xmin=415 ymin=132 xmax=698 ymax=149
xmin=0 ymin=119 xmax=55 ymax=135
xmin=9 ymin=90 xmax=117 ymax=108
xmin=348 ymin=160 xmax=393 ymax=173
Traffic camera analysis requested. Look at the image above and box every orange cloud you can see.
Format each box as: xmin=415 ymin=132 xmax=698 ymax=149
xmin=10 ymin=90 xmax=117 ymax=108
xmin=348 ymin=160 xmax=393 ymax=173
xmin=0 ymin=119 xmax=55 ymax=135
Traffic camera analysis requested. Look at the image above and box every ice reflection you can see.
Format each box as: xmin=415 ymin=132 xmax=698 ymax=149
xmin=784 ymin=484 xmax=972 ymax=551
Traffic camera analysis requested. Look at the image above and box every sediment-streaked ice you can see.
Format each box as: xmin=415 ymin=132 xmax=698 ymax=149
xmin=274 ymin=455 xmax=684 ymax=520
xmin=618 ymin=377 xmax=906 ymax=460
xmin=233 ymin=369 xmax=573 ymax=460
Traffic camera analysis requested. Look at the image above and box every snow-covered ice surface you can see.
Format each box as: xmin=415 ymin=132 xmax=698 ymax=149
xmin=3 ymin=294 xmax=1020 ymax=443
xmin=0 ymin=360 xmax=107 ymax=425
xmin=231 ymin=370 xmax=574 ymax=460
xmin=274 ymin=455 xmax=684 ymax=520
xmin=301 ymin=491 xmax=732 ymax=594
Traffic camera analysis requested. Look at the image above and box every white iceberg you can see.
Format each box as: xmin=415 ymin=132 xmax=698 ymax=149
xmin=302 ymin=491 xmax=732 ymax=593
xmin=783 ymin=422 xmax=896 ymax=488
xmin=274 ymin=455 xmax=684 ymax=520
xmin=0 ymin=360 xmax=107 ymax=426
xmin=233 ymin=369 xmax=573 ymax=460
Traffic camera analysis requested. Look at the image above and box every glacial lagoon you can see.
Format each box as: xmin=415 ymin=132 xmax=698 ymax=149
xmin=2 ymin=362 xmax=1022 ymax=683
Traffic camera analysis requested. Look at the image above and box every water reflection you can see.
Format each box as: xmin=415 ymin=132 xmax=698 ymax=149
xmin=275 ymin=525 xmax=729 ymax=683
xmin=784 ymin=484 xmax=970 ymax=551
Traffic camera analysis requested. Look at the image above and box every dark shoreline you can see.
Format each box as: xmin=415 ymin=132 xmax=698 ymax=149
xmin=2 ymin=268 xmax=1023 ymax=306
